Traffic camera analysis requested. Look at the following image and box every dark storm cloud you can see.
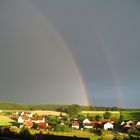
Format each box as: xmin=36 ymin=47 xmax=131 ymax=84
xmin=0 ymin=0 xmax=86 ymax=105
xmin=29 ymin=0 xmax=140 ymax=108
xmin=1 ymin=0 xmax=140 ymax=107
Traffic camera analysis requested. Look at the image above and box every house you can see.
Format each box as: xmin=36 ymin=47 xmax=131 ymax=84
xmin=121 ymin=121 xmax=125 ymax=126
xmin=21 ymin=112 xmax=25 ymax=116
xmin=72 ymin=122 xmax=80 ymax=129
xmin=37 ymin=122 xmax=48 ymax=129
xmin=104 ymin=122 xmax=113 ymax=130
xmin=24 ymin=112 xmax=33 ymax=118
xmin=126 ymin=120 xmax=134 ymax=127
xmin=83 ymin=118 xmax=90 ymax=124
xmin=25 ymin=121 xmax=33 ymax=128
xmin=83 ymin=123 xmax=93 ymax=129
xmin=31 ymin=117 xmax=45 ymax=123
xmin=12 ymin=112 xmax=19 ymax=116
xmin=136 ymin=121 xmax=140 ymax=126
xmin=83 ymin=118 xmax=93 ymax=129
xmin=18 ymin=116 xmax=30 ymax=123
xmin=92 ymin=121 xmax=102 ymax=129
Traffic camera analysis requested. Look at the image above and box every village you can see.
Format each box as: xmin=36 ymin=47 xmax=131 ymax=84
xmin=0 ymin=110 xmax=140 ymax=140
xmin=8 ymin=111 xmax=140 ymax=132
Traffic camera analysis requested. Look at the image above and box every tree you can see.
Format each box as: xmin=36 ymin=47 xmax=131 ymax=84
xmin=95 ymin=115 xmax=101 ymax=121
xmin=67 ymin=104 xmax=81 ymax=116
xmin=119 ymin=111 xmax=124 ymax=121
xmin=103 ymin=111 xmax=111 ymax=119
xmin=48 ymin=116 xmax=58 ymax=127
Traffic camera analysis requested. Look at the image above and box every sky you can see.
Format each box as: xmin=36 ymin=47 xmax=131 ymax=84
xmin=0 ymin=0 xmax=140 ymax=108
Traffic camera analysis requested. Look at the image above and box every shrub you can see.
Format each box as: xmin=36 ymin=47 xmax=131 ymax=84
xmin=92 ymin=128 xmax=103 ymax=136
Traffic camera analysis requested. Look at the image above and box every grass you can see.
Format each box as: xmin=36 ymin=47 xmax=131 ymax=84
xmin=0 ymin=120 xmax=12 ymax=126
xmin=122 ymin=111 xmax=140 ymax=120
xmin=11 ymin=128 xmax=130 ymax=140
xmin=31 ymin=110 xmax=66 ymax=116
xmin=81 ymin=111 xmax=120 ymax=119
xmin=81 ymin=110 xmax=140 ymax=120
xmin=1 ymin=110 xmax=67 ymax=116
xmin=0 ymin=114 xmax=15 ymax=122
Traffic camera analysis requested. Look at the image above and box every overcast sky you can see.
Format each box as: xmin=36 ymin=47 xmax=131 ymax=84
xmin=0 ymin=0 xmax=140 ymax=108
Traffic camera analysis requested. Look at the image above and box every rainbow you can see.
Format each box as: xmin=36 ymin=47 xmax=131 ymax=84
xmin=95 ymin=29 xmax=124 ymax=107
xmin=24 ymin=0 xmax=90 ymax=106
xmin=18 ymin=0 xmax=124 ymax=107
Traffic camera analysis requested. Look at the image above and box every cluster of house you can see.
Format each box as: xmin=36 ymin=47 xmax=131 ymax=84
xmin=12 ymin=112 xmax=50 ymax=130
xmin=12 ymin=111 xmax=140 ymax=132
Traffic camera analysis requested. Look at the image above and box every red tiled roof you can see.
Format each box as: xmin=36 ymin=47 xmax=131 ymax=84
xmin=38 ymin=117 xmax=44 ymax=121
xmin=72 ymin=122 xmax=79 ymax=126
xmin=31 ymin=117 xmax=44 ymax=121
xmin=92 ymin=121 xmax=102 ymax=125
xmin=25 ymin=121 xmax=33 ymax=127
xmin=25 ymin=112 xmax=31 ymax=114
xmin=22 ymin=116 xmax=29 ymax=120
xmin=38 ymin=122 xmax=47 ymax=127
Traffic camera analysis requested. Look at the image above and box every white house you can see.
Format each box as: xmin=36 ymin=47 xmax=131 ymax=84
xmin=25 ymin=112 xmax=34 ymax=118
xmin=72 ymin=122 xmax=80 ymax=129
xmin=31 ymin=117 xmax=45 ymax=123
xmin=136 ymin=121 xmax=140 ymax=126
xmin=18 ymin=116 xmax=30 ymax=123
xmin=104 ymin=122 xmax=113 ymax=130
xmin=121 ymin=121 xmax=125 ymax=126
xmin=21 ymin=112 xmax=25 ymax=116
xmin=84 ymin=123 xmax=93 ymax=129
xmin=83 ymin=118 xmax=90 ymax=124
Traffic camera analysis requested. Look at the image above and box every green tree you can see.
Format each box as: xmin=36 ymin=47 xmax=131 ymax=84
xmin=48 ymin=117 xmax=58 ymax=127
xmin=119 ymin=111 xmax=124 ymax=121
xmin=103 ymin=111 xmax=111 ymax=119
xmin=95 ymin=115 xmax=101 ymax=121
xmin=54 ymin=124 xmax=62 ymax=132
xmin=67 ymin=104 xmax=81 ymax=116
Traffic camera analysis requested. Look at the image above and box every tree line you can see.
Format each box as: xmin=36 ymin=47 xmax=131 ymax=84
xmin=0 ymin=102 xmax=139 ymax=111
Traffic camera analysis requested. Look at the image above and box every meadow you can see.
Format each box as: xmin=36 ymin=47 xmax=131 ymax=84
xmin=81 ymin=111 xmax=120 ymax=119
xmin=122 ymin=111 xmax=140 ymax=120
xmin=81 ymin=110 xmax=140 ymax=120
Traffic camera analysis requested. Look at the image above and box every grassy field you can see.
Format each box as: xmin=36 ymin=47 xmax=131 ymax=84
xmin=1 ymin=109 xmax=140 ymax=120
xmin=10 ymin=127 xmax=129 ymax=140
xmin=0 ymin=120 xmax=12 ymax=126
xmin=1 ymin=110 xmax=67 ymax=116
xmin=81 ymin=111 xmax=120 ymax=119
xmin=81 ymin=110 xmax=140 ymax=120
xmin=122 ymin=111 xmax=140 ymax=120
xmin=0 ymin=114 xmax=15 ymax=122
xmin=31 ymin=110 xmax=66 ymax=116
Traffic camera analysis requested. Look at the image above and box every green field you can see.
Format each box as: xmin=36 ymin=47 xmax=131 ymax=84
xmin=122 ymin=111 xmax=140 ymax=120
xmin=0 ymin=120 xmax=12 ymax=126
xmin=81 ymin=111 xmax=140 ymax=120
xmin=81 ymin=111 xmax=120 ymax=119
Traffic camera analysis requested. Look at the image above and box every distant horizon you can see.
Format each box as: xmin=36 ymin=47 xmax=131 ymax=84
xmin=0 ymin=101 xmax=140 ymax=109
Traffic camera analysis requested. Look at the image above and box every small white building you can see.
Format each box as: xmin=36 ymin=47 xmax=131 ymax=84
xmin=136 ymin=121 xmax=140 ymax=126
xmin=31 ymin=117 xmax=45 ymax=123
xmin=72 ymin=122 xmax=80 ymax=129
xmin=21 ymin=112 xmax=25 ymax=116
xmin=84 ymin=124 xmax=93 ymax=129
xmin=104 ymin=122 xmax=113 ymax=130
xmin=121 ymin=121 xmax=125 ymax=126
xmin=18 ymin=116 xmax=30 ymax=123
xmin=25 ymin=113 xmax=34 ymax=118
xmin=83 ymin=118 xmax=90 ymax=124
